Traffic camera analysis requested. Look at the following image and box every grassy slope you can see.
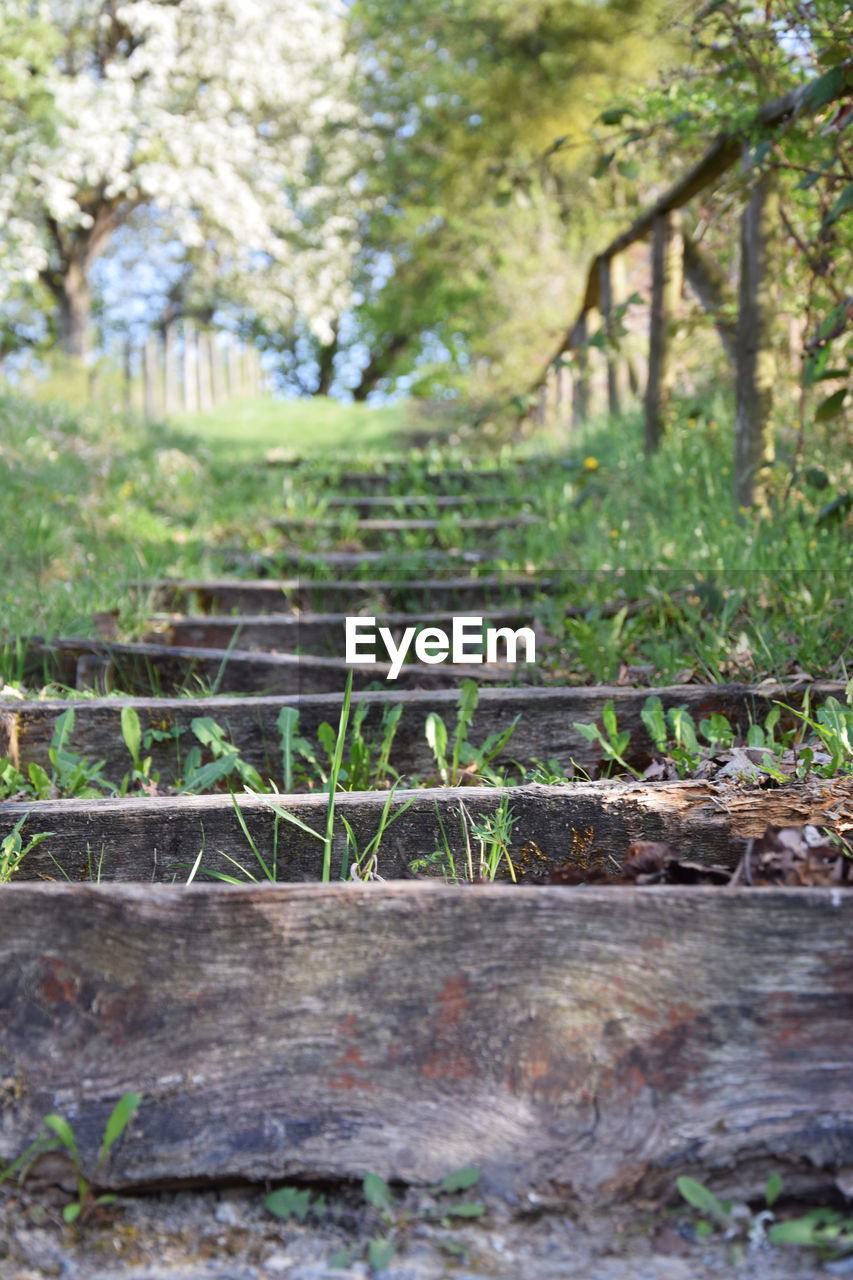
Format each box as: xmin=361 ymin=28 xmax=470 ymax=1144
xmin=171 ymin=395 xmax=419 ymax=464
xmin=0 ymin=388 xmax=850 ymax=686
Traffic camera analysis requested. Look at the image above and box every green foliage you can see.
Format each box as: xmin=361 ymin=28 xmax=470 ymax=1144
xmin=265 ymin=1185 xmax=326 ymax=1223
xmin=768 ymin=1208 xmax=853 ymax=1253
xmin=0 ymin=1092 xmax=141 ymax=1225
xmin=573 ymin=699 xmax=642 ymax=778
xmin=318 ymin=1165 xmax=484 ymax=1272
xmin=0 ymin=816 xmax=52 ymax=883
xmin=595 ymin=0 xmax=853 ymax=450
xmin=178 ymin=717 xmax=264 ymax=795
xmin=425 ymin=679 xmax=520 ymax=785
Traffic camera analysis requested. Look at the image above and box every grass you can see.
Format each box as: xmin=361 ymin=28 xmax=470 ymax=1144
xmin=172 ymin=395 xmax=420 ymax=464
xmin=0 ymin=382 xmax=850 ymax=690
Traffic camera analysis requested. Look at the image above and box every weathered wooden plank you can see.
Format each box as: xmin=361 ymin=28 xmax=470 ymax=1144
xmin=0 ymin=679 xmax=822 ymax=784
xmin=324 ymin=494 xmax=534 ymax=514
xmin=144 ymin=606 xmax=541 ymax=655
xmin=3 ymin=775 xmax=849 ymax=884
xmin=146 ymin=574 xmax=551 ymax=614
xmin=271 ymin=515 xmax=541 ymax=549
xmin=231 ymin=548 xmax=498 ymax=570
xmin=1 ymin=880 xmax=851 ymax=1202
xmin=2 ymin=680 xmax=843 ymax=788
xmin=21 ymin=639 xmax=521 ymax=697
xmin=269 ymin=461 xmax=553 ymax=487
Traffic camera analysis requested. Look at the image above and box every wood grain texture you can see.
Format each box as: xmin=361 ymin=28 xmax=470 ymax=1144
xmin=1 ymin=880 xmax=851 ymax=1202
xmin=2 ymin=680 xmax=844 ymax=788
xmin=3 ymin=776 xmax=849 ymax=884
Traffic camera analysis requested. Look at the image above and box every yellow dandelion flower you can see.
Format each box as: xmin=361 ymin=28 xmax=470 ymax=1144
xmin=584 ymin=456 xmax=599 ymax=471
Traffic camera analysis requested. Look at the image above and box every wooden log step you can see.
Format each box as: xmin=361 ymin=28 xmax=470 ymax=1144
xmin=271 ymin=516 xmax=542 ymax=550
xmin=3 ymin=774 xmax=849 ymax=884
xmin=4 ymin=681 xmax=840 ymax=790
xmin=230 ymin=548 xmax=497 ymax=571
xmin=272 ymin=514 xmax=537 ymax=535
xmin=323 ymin=494 xmax=534 ymax=515
xmin=143 ymin=606 xmax=541 ymax=656
xmin=1 ymin=879 xmax=851 ymax=1201
xmin=148 ymin=574 xmax=551 ymax=614
xmin=20 ymin=638 xmax=523 ymax=697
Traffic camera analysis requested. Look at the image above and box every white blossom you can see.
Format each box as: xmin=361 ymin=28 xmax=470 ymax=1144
xmin=0 ymin=0 xmax=360 ymax=341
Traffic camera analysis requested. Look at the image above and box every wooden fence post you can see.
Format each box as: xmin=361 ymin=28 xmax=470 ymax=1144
xmin=571 ymin=313 xmax=590 ymax=428
xmin=734 ymin=169 xmax=778 ymax=511
xmin=598 ymin=253 xmax=630 ymax=417
xmin=644 ymin=210 xmax=682 ymax=452
xmin=556 ymin=360 xmax=572 ymax=428
xmin=183 ymin=322 xmax=198 ymax=414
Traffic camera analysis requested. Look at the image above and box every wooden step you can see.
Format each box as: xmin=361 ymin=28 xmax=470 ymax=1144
xmin=228 ymin=548 xmax=498 ymax=571
xmin=4 ymin=680 xmax=837 ymax=790
xmin=323 ymin=494 xmax=533 ymax=515
xmin=143 ymin=606 xmax=541 ymax=656
xmin=1 ymin=876 xmax=850 ymax=1201
xmin=270 ymin=515 xmax=542 ymax=550
xmin=20 ymin=637 xmax=526 ymax=696
xmin=148 ymin=574 xmax=552 ymax=614
xmin=3 ymin=775 xmax=849 ymax=883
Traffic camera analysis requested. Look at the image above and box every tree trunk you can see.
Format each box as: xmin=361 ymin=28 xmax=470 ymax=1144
xmin=351 ymin=334 xmax=409 ymax=401
xmin=644 ymin=211 xmax=682 ymax=452
xmin=316 ymin=324 xmax=339 ymax=396
xmin=57 ymin=262 xmax=91 ymax=358
xmin=734 ymin=169 xmax=778 ymax=511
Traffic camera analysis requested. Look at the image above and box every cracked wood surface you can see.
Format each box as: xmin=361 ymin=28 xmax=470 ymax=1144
xmin=1 ymin=881 xmax=851 ymax=1202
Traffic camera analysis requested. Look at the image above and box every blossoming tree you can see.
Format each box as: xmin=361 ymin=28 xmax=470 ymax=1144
xmin=2 ymin=0 xmax=357 ymax=357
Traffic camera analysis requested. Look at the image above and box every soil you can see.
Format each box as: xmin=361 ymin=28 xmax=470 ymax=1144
xmin=0 ymin=1182 xmax=840 ymax=1280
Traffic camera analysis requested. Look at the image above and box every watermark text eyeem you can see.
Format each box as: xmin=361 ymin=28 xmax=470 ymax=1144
xmin=345 ymin=616 xmax=536 ymax=680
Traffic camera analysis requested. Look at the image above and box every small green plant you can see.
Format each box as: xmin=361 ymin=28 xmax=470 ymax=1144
xmin=411 ymin=796 xmax=517 ymax=882
xmin=677 ymin=1172 xmax=780 ymax=1258
xmin=277 ymin=695 xmax=403 ymax=793
xmin=425 ymin=680 xmax=519 ymax=785
xmin=783 ymin=694 xmax=853 ymax=777
xmin=573 ymin=700 xmax=642 ymax=778
xmin=265 ymin=1184 xmax=327 ymax=1223
xmin=118 ymin=705 xmax=158 ymax=794
xmin=321 ymin=1166 xmax=484 ymax=1272
xmin=178 ymin=717 xmax=264 ymax=794
xmin=0 ymin=815 xmax=53 ymax=883
xmin=768 ymin=1207 xmax=853 ymax=1255
xmin=43 ymin=708 xmax=115 ymax=798
xmin=468 ymin=795 xmax=518 ymax=881
xmin=0 ymin=1091 xmax=142 ymax=1224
